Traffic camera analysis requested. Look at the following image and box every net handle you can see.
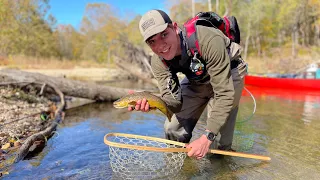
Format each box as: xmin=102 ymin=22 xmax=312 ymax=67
xmin=104 ymin=133 xmax=271 ymax=161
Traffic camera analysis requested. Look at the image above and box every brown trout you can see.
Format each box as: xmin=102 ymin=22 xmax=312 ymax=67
xmin=113 ymin=91 xmax=173 ymax=121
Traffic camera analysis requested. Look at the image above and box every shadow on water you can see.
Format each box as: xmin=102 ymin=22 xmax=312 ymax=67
xmin=3 ymin=84 xmax=320 ymax=180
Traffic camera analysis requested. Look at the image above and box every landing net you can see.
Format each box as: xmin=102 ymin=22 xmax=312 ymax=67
xmin=104 ymin=133 xmax=187 ymax=179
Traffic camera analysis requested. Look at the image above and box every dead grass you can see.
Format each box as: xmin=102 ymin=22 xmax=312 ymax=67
xmin=1 ymin=46 xmax=319 ymax=74
xmin=0 ymin=55 xmax=117 ymax=69
xmin=245 ymin=46 xmax=320 ymax=74
xmin=246 ymin=56 xmax=316 ymax=74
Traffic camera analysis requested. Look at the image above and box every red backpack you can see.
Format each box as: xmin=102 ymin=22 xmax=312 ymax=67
xmin=183 ymin=12 xmax=241 ymax=56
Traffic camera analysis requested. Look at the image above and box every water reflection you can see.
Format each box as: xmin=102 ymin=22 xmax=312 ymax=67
xmin=301 ymin=95 xmax=320 ymax=124
xmin=244 ymin=86 xmax=320 ymax=124
xmin=3 ymin=85 xmax=320 ymax=180
xmin=63 ymin=103 xmax=132 ymax=128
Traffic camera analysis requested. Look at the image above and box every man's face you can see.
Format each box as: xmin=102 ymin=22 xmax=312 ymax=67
xmin=146 ymin=23 xmax=180 ymax=60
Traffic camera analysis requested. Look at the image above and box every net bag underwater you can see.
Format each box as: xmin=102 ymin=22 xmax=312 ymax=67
xmin=104 ymin=133 xmax=187 ymax=179
xmin=104 ymin=133 xmax=270 ymax=179
xmin=232 ymin=87 xmax=257 ymax=152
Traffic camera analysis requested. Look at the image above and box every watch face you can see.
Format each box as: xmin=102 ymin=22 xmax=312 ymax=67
xmin=207 ymin=132 xmax=216 ymax=141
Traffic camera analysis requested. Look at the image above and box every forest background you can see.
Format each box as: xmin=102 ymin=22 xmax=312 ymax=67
xmin=0 ymin=0 xmax=320 ymax=74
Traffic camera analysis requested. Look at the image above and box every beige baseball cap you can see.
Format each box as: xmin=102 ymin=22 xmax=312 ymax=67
xmin=139 ymin=9 xmax=172 ymax=41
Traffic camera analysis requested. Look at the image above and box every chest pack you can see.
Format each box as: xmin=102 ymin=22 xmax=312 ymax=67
xmin=183 ymin=11 xmax=241 ymax=57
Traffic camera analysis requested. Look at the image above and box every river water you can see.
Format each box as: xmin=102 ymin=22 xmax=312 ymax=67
xmin=3 ymin=83 xmax=320 ymax=180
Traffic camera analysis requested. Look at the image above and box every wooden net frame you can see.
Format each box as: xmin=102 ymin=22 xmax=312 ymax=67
xmin=104 ymin=133 xmax=270 ymax=179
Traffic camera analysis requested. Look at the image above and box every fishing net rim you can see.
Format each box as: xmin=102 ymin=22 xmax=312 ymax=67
xmin=104 ymin=133 xmax=189 ymax=153
xmin=104 ymin=133 xmax=271 ymax=161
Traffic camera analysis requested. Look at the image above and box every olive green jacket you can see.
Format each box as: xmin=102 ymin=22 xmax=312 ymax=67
xmin=151 ymin=25 xmax=242 ymax=134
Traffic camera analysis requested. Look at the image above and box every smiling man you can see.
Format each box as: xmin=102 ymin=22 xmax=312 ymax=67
xmin=130 ymin=9 xmax=247 ymax=159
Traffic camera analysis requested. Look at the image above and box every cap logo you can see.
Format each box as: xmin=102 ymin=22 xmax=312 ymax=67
xmin=141 ymin=18 xmax=155 ymax=32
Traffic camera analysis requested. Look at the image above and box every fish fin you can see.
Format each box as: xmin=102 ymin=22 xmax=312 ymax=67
xmin=149 ymin=107 xmax=157 ymax=110
xmin=166 ymin=109 xmax=174 ymax=122
xmin=127 ymin=101 xmax=137 ymax=109
xmin=128 ymin=101 xmax=136 ymax=106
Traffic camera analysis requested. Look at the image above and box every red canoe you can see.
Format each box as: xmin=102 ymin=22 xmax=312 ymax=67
xmin=244 ymin=75 xmax=320 ymax=91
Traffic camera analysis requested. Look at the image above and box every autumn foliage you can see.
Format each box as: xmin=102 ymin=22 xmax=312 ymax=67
xmin=0 ymin=0 xmax=319 ymax=73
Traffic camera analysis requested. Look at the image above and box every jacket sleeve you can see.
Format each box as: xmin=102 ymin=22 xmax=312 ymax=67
xmin=197 ymin=26 xmax=235 ymax=134
xmin=150 ymin=55 xmax=182 ymax=113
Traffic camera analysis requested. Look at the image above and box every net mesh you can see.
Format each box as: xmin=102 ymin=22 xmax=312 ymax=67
xmin=232 ymin=96 xmax=256 ymax=152
xmin=233 ymin=122 xmax=255 ymax=152
xmin=106 ymin=135 xmax=187 ymax=180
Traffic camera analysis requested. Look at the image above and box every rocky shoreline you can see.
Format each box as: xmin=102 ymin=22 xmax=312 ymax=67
xmin=0 ymin=66 xmax=146 ymax=176
xmin=0 ymin=87 xmax=54 ymax=151
xmin=0 ymin=67 xmax=135 ymax=150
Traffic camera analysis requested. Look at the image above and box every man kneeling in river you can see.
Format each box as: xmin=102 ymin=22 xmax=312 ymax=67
xmin=128 ymin=9 xmax=247 ymax=159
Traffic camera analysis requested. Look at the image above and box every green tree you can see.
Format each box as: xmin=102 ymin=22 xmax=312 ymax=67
xmin=79 ymin=3 xmax=127 ymax=63
xmin=0 ymin=0 xmax=59 ymax=57
xmin=125 ymin=15 xmax=144 ymax=46
xmin=56 ymin=24 xmax=85 ymax=60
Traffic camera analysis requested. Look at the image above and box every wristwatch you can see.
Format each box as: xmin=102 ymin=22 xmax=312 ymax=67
xmin=205 ymin=131 xmax=217 ymax=141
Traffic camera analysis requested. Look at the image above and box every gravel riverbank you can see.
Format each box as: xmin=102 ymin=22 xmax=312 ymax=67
xmin=0 ymin=87 xmax=52 ymax=149
xmin=0 ymin=66 xmax=132 ymax=162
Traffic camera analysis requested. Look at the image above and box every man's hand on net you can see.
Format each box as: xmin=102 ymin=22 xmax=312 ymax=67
xmin=186 ymin=135 xmax=212 ymax=159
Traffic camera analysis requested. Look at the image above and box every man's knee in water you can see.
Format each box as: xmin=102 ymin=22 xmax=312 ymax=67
xmin=164 ymin=121 xmax=176 ymax=134
xmin=164 ymin=125 xmax=191 ymax=143
xmin=166 ymin=133 xmax=190 ymax=143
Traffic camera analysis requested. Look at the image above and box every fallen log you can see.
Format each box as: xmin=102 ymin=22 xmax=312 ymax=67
xmin=0 ymin=68 xmax=156 ymax=166
xmin=0 ymin=69 xmax=136 ymax=101
xmin=13 ymin=82 xmax=65 ymax=163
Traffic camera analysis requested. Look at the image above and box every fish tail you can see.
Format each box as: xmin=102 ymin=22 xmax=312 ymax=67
xmin=158 ymin=107 xmax=173 ymax=122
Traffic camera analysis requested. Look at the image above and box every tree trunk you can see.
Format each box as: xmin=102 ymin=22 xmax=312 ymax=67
xmin=301 ymin=26 xmax=305 ymax=47
xmin=295 ymin=25 xmax=300 ymax=46
xmin=315 ymin=25 xmax=320 ymax=46
xmin=208 ymin=0 xmax=212 ymax=11
xmin=0 ymin=69 xmax=135 ymax=101
xmin=244 ymin=21 xmax=251 ymax=61
xmin=256 ymin=34 xmax=261 ymax=57
xmin=228 ymin=0 xmax=232 ymax=15
xmin=305 ymin=22 xmax=310 ymax=46
xmin=278 ymin=30 xmax=285 ymax=46
xmin=192 ymin=0 xmax=195 ymax=16
xmin=292 ymin=25 xmax=298 ymax=59
xmin=216 ymin=0 xmax=219 ymax=12
xmin=251 ymin=36 xmax=256 ymax=50
xmin=223 ymin=0 xmax=229 ymax=17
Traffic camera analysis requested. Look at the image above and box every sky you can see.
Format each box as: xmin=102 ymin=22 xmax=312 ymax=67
xmin=49 ymin=0 xmax=168 ymax=28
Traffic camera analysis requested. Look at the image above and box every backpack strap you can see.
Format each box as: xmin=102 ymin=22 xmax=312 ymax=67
xmin=223 ymin=17 xmax=232 ymax=40
xmin=226 ymin=16 xmax=241 ymax=44
xmin=183 ymin=12 xmax=241 ymax=58
xmin=183 ymin=16 xmax=202 ymax=57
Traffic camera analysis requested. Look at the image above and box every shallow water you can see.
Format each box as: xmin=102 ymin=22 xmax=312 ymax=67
xmin=3 ymin=85 xmax=320 ymax=180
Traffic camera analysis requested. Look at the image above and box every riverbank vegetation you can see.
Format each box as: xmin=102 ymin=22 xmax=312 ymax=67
xmin=0 ymin=0 xmax=320 ymax=176
xmin=0 ymin=0 xmax=319 ymax=74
